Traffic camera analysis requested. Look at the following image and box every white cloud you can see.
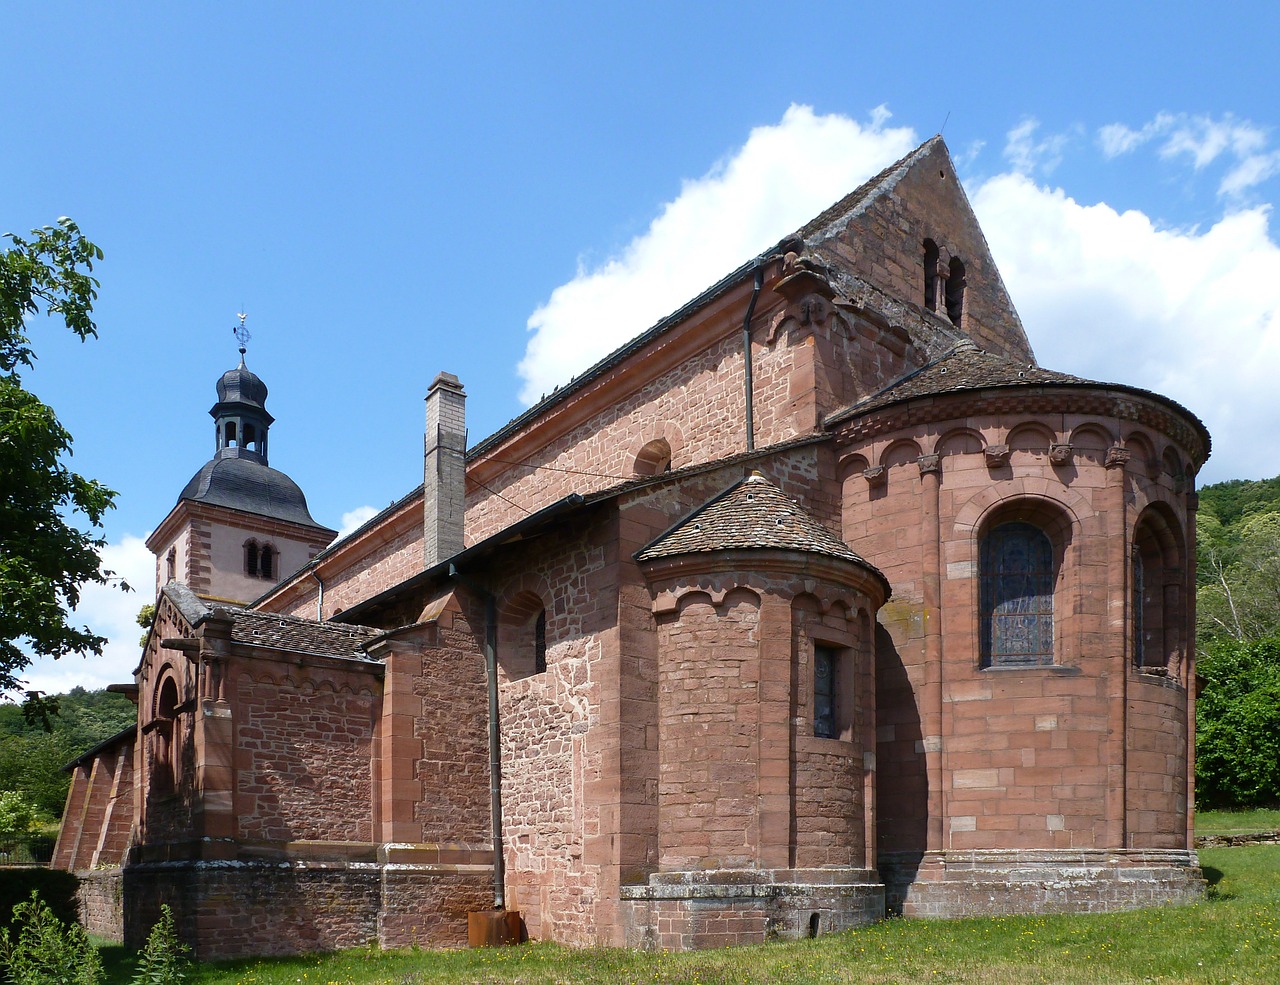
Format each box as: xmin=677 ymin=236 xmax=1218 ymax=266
xmin=970 ymin=172 xmax=1280 ymax=482
xmin=1098 ymin=113 xmax=1278 ymax=198
xmin=1004 ymin=118 xmax=1075 ymax=176
xmin=520 ymin=105 xmax=1280 ymax=486
xmin=336 ymin=505 xmax=379 ymax=540
xmin=517 ymin=104 xmax=919 ymax=403
xmin=8 ymin=534 xmax=156 ymax=699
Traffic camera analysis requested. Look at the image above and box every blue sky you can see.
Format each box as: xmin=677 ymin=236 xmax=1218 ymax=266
xmin=6 ymin=2 xmax=1279 ymax=694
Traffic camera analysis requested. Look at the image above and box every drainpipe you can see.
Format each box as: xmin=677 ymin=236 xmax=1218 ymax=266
xmin=742 ymin=263 xmax=764 ymax=452
xmin=310 ymin=571 xmax=324 ymax=622
xmin=449 ymin=563 xmax=505 ymax=909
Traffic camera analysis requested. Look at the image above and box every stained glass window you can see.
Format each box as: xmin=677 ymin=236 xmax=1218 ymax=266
xmin=980 ymin=521 xmax=1054 ymax=667
xmin=814 ymin=644 xmax=837 ymax=738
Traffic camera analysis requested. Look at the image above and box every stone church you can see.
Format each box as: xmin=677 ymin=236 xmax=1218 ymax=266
xmin=54 ymin=137 xmax=1208 ymax=959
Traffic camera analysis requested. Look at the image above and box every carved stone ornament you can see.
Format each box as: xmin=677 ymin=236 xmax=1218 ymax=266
xmin=1049 ymin=443 xmax=1073 ymax=466
xmin=1104 ymin=446 xmax=1131 ymax=470
xmin=863 ymin=465 xmax=887 ymax=488
xmin=917 ymin=454 xmax=941 ymax=476
xmin=984 ymin=444 xmax=1011 ymax=468
xmin=766 ymin=292 xmax=852 ymax=344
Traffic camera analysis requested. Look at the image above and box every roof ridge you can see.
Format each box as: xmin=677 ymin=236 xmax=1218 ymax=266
xmin=796 ymin=135 xmax=944 ymax=239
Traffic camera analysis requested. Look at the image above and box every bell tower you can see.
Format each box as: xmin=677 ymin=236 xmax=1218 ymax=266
xmin=145 ymin=316 xmax=337 ymax=604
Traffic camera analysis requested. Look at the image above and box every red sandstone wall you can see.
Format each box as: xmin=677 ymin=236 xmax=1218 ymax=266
xmin=1127 ymin=677 xmax=1190 ymax=849
xmin=810 ymin=140 xmax=1033 ymax=362
xmin=483 ymin=518 xmax=616 ymax=945
xmin=233 ymin=669 xmax=377 ymax=843
xmin=839 ymin=402 xmax=1198 ymax=858
xmin=656 ymin=588 xmax=763 ymax=870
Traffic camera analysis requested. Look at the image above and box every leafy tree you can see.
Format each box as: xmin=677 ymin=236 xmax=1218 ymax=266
xmin=0 ymin=790 xmax=43 ymax=856
xmin=1196 ymin=635 xmax=1280 ymax=808
xmin=1 ymin=218 xmax=122 ymax=700
xmin=0 ymin=687 xmax=136 ymax=817
xmin=1197 ymin=510 xmax=1280 ymax=644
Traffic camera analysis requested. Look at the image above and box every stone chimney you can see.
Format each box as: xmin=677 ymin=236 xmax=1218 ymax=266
xmin=424 ymin=372 xmax=466 ymax=568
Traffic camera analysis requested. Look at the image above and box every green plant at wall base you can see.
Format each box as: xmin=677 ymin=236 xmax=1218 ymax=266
xmin=132 ymin=906 xmax=190 ymax=985
xmin=0 ymin=892 xmax=102 ymax=985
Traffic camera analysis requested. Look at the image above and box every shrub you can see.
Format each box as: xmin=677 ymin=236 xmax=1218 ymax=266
xmin=1197 ymin=634 xmax=1280 ymax=807
xmin=0 ymin=891 xmax=102 ymax=985
xmin=131 ymin=905 xmax=190 ymax=985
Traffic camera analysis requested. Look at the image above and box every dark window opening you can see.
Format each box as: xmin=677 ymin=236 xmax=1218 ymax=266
xmin=166 ymin=548 xmax=176 ymax=583
xmin=244 ymin=423 xmax=257 ymax=451
xmin=1132 ymin=551 xmax=1146 ymax=667
xmin=980 ymin=521 xmax=1054 ymax=667
xmin=945 ymin=257 xmax=966 ymax=324
xmin=923 ymin=239 xmax=939 ymax=311
xmin=814 ymin=644 xmax=837 ymax=738
xmin=259 ymin=545 xmax=274 ymax=580
xmin=225 ymin=421 xmax=237 ymax=447
xmin=534 ymin=609 xmax=547 ymax=674
xmin=245 ymin=541 xmax=259 ymax=578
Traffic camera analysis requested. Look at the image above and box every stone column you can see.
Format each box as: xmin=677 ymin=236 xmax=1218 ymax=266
xmin=1103 ymin=447 xmax=1131 ymax=848
xmin=918 ymin=453 xmax=944 ymax=852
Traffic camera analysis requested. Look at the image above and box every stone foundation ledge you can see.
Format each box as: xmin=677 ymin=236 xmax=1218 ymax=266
xmin=621 ymin=868 xmax=885 ymax=950
xmin=881 ymin=848 xmax=1204 ymax=918
xmin=622 ymin=867 xmax=881 ymax=900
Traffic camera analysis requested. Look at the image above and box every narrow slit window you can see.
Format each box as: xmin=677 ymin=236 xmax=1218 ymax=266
xmin=814 ymin=644 xmax=837 ymax=738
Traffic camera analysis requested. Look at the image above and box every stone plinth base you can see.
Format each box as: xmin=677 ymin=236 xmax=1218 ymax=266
xmin=881 ymin=849 xmax=1204 ymax=918
xmin=75 ymin=868 xmax=124 ymax=941
xmin=122 ymin=843 xmax=494 ymax=960
xmin=620 ymin=868 xmax=884 ymax=950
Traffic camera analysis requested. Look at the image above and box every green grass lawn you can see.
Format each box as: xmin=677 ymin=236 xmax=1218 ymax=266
xmin=1197 ymin=807 xmax=1280 ymax=837
xmin=93 ymin=844 xmax=1280 ymax=985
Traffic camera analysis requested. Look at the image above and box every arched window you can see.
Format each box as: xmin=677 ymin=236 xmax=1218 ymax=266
xmin=498 ymin=591 xmax=550 ymax=679
xmin=225 ymin=421 xmax=238 ymax=447
xmin=634 ymin=438 xmax=672 ymax=476
xmin=1132 ymin=508 xmax=1185 ymax=673
xmin=259 ymin=545 xmax=274 ymax=580
xmin=244 ymin=423 xmax=257 ymax=451
xmin=945 ymin=257 xmax=966 ymax=324
xmin=923 ymin=239 xmax=940 ymax=311
xmin=980 ymin=521 xmax=1054 ymax=667
xmin=245 ymin=541 xmax=259 ymax=577
xmin=151 ymin=676 xmax=179 ymax=798
xmin=166 ymin=547 xmax=176 ymax=583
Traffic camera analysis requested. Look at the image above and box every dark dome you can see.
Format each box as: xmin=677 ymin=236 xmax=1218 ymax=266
xmin=216 ymin=357 xmax=269 ymax=410
xmin=178 ymin=456 xmax=327 ymax=529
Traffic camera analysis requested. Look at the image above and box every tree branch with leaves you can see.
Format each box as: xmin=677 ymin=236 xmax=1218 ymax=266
xmin=0 ymin=218 xmax=123 ymax=700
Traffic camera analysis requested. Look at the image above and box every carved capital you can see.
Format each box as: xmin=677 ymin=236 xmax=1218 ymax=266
xmin=1104 ymin=446 xmax=1132 ymax=469
xmin=917 ymin=454 xmax=941 ymax=476
xmin=984 ymin=444 xmax=1011 ymax=468
xmin=1049 ymin=443 xmax=1073 ymax=466
xmin=863 ymin=465 xmax=887 ymax=488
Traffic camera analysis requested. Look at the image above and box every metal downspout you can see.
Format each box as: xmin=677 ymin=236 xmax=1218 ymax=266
xmin=742 ymin=263 xmax=764 ymax=452
xmin=449 ymin=563 xmax=505 ymax=909
xmin=310 ymin=571 xmax=324 ymax=622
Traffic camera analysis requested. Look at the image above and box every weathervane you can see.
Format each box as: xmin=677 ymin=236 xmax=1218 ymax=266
xmin=232 ymin=311 xmax=251 ymax=356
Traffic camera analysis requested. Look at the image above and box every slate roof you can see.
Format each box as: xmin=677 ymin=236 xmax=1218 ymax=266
xmin=177 ymin=456 xmax=332 ymax=531
xmin=798 ymin=136 xmax=941 ymax=239
xmin=635 ymin=473 xmax=877 ymax=571
xmin=824 ymin=341 xmax=1212 ymax=453
xmin=159 ymin=583 xmax=381 ymax=658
